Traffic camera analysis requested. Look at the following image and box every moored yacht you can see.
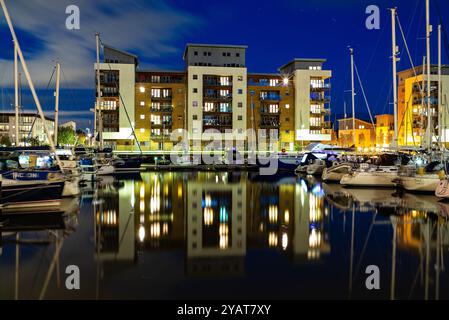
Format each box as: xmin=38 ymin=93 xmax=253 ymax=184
xmin=322 ymin=162 xmax=353 ymax=182
xmin=340 ymin=164 xmax=399 ymax=188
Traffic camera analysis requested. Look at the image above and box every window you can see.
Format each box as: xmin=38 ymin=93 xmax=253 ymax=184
xmin=269 ymin=79 xmax=278 ymax=87
xmin=162 ymin=89 xmax=171 ymax=97
xmin=285 ymin=104 xmax=290 ymax=109
xmin=227 ymin=52 xmax=231 ymax=57
xmin=194 ymin=51 xmax=198 ymax=56
xmin=238 ymin=102 xmax=243 ymax=108
xmin=285 ymin=117 xmax=290 ymax=122
xmin=269 ymin=104 xmax=279 ymax=113
xmin=140 ymin=128 xmax=145 ymax=133
xmin=151 ymin=102 xmax=160 ymax=110
xmin=193 ymin=101 xmax=198 ymax=107
xmin=204 ymin=102 xmax=214 ymax=112
xmin=140 ymin=114 xmax=145 ymax=120
xmin=193 ymin=75 xmax=198 ymax=80
xmin=220 ymin=89 xmax=230 ymax=97
xmin=151 ymin=115 xmax=161 ymax=125
xmin=236 ymin=53 xmax=240 ymax=57
xmin=238 ymin=89 xmax=243 ymax=94
xmin=203 ymin=52 xmax=207 ymax=56
xmin=193 ymin=88 xmax=198 ymax=93
xmin=311 ymin=104 xmax=321 ymax=114
xmin=238 ymin=115 xmax=243 ymax=120
xmin=237 ymin=76 xmax=243 ymax=81
xmin=223 ymin=52 xmax=226 ymax=56
xmin=220 ymin=76 xmax=231 ymax=86
xmin=139 ymin=86 xmax=145 ymax=93
xmin=208 ymin=52 xmax=211 ymax=56
xmin=193 ymin=115 xmax=198 ymax=120
xmin=140 ymin=101 xmax=145 ymax=107
xmin=151 ymin=88 xmax=160 ymax=98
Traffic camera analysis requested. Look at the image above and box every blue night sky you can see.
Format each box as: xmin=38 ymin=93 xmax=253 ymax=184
xmin=0 ymin=0 xmax=448 ymax=130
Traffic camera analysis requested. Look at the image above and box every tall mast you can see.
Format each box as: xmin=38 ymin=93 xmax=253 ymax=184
xmin=350 ymin=47 xmax=356 ymax=146
xmin=0 ymin=0 xmax=64 ymax=171
xmin=438 ymin=25 xmax=443 ymax=148
xmin=391 ymin=8 xmax=399 ymax=150
xmin=54 ymin=62 xmax=60 ymax=146
xmin=95 ymin=33 xmax=103 ymax=150
xmin=426 ymin=0 xmax=432 ymax=151
xmin=14 ymin=40 xmax=19 ymax=146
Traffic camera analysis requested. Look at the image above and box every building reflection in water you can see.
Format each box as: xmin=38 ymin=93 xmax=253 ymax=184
xmin=92 ymin=172 xmax=449 ymax=299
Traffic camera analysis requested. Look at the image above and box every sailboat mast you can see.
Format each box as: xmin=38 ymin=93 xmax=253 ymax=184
xmin=95 ymin=33 xmax=103 ymax=150
xmin=350 ymin=47 xmax=356 ymax=146
xmin=54 ymin=62 xmax=60 ymax=146
xmin=426 ymin=0 xmax=432 ymax=151
xmin=0 ymin=0 xmax=64 ymax=171
xmin=438 ymin=25 xmax=443 ymax=148
xmin=391 ymin=8 xmax=399 ymax=150
xmin=14 ymin=41 xmax=19 ymax=146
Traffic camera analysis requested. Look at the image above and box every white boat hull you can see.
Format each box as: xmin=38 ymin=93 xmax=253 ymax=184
xmin=341 ymin=171 xmax=397 ymax=187
xmin=399 ymin=175 xmax=440 ymax=192
xmin=97 ymin=164 xmax=115 ymax=175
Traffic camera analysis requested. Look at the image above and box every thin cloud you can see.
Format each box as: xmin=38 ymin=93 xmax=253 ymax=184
xmin=0 ymin=0 xmax=201 ymax=88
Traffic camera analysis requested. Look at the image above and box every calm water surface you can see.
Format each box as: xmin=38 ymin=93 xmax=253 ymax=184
xmin=1 ymin=171 xmax=448 ymax=300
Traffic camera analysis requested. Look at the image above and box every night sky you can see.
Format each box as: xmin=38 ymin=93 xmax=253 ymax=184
xmin=0 ymin=0 xmax=448 ymax=130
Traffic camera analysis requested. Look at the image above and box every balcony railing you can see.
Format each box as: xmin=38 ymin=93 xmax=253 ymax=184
xmin=151 ymin=95 xmax=172 ymax=100
xmin=203 ymin=80 xmax=233 ymax=86
xmin=260 ymin=121 xmax=280 ymax=128
xmin=203 ymin=120 xmax=232 ymax=127
xmin=310 ymin=83 xmax=331 ymax=91
xmin=260 ymin=94 xmax=282 ymax=101
xmin=203 ymin=107 xmax=232 ymax=113
xmin=151 ymin=121 xmax=172 ymax=127
xmin=150 ymin=106 xmax=173 ymax=112
xmin=203 ymin=94 xmax=232 ymax=100
xmin=150 ymin=134 xmax=171 ymax=140
xmin=260 ymin=108 xmax=280 ymax=115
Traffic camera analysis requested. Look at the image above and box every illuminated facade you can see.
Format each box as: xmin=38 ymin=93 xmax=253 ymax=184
xmin=375 ymin=114 xmax=394 ymax=148
xmin=95 ymin=43 xmax=332 ymax=151
xmin=337 ymin=117 xmax=375 ymax=150
xmin=397 ymin=65 xmax=449 ymax=147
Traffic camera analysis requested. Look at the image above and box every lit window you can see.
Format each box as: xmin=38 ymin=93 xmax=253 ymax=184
xmin=140 ymin=114 xmax=145 ymax=120
xmin=139 ymin=86 xmax=145 ymax=93
xmin=140 ymin=128 xmax=145 ymax=133
xmin=269 ymin=79 xmax=278 ymax=87
xmin=140 ymin=101 xmax=145 ymax=106
xmin=285 ymin=104 xmax=290 ymax=109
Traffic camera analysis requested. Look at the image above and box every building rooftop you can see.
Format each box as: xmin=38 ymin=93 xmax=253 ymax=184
xmin=183 ymin=43 xmax=248 ymax=60
xmin=278 ymin=58 xmax=327 ymax=73
xmin=0 ymin=111 xmax=54 ymax=122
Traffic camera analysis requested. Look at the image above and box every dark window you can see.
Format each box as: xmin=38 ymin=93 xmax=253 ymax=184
xmin=208 ymin=52 xmax=211 ymax=56
xmin=286 ymin=118 xmax=290 ymax=122
xmin=227 ymin=52 xmax=231 ymax=57
xmin=193 ymin=75 xmax=198 ymax=80
xmin=203 ymin=52 xmax=207 ymax=56
xmin=238 ymin=89 xmax=243 ymax=94
xmin=238 ymin=115 xmax=243 ymax=120
xmin=193 ymin=88 xmax=198 ymax=93
xmin=193 ymin=115 xmax=198 ymax=120
xmin=222 ymin=52 xmax=226 ymax=57
xmin=236 ymin=53 xmax=240 ymax=57
xmin=238 ymin=102 xmax=243 ymax=108
xmin=194 ymin=51 xmax=198 ymax=56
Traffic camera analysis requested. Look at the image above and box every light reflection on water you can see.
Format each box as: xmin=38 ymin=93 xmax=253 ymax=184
xmin=0 ymin=171 xmax=449 ymax=300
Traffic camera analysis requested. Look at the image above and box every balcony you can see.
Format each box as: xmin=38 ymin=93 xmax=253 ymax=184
xmin=151 ymin=95 xmax=172 ymax=101
xmin=259 ymin=120 xmax=280 ymax=128
xmin=310 ymin=94 xmax=330 ymax=103
xmin=150 ymin=134 xmax=171 ymax=140
xmin=203 ymin=94 xmax=232 ymax=101
xmin=203 ymin=119 xmax=232 ymax=127
xmin=260 ymin=94 xmax=282 ymax=102
xmin=310 ymin=83 xmax=331 ymax=91
xmin=151 ymin=121 xmax=172 ymax=127
xmin=203 ymin=107 xmax=232 ymax=114
xmin=203 ymin=80 xmax=233 ymax=86
xmin=150 ymin=105 xmax=173 ymax=113
xmin=260 ymin=108 xmax=280 ymax=115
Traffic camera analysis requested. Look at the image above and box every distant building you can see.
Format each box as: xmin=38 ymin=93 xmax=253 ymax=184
xmin=61 ymin=121 xmax=77 ymax=132
xmin=375 ymin=114 xmax=394 ymax=148
xmin=0 ymin=112 xmax=54 ymax=145
xmin=337 ymin=117 xmax=375 ymax=150
xmin=397 ymin=64 xmax=449 ymax=147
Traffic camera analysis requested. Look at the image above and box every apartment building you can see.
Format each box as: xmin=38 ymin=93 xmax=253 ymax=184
xmin=397 ymin=64 xmax=449 ymax=147
xmin=95 ymin=43 xmax=332 ymax=152
xmin=0 ymin=112 xmax=55 ymax=145
xmin=337 ymin=117 xmax=375 ymax=150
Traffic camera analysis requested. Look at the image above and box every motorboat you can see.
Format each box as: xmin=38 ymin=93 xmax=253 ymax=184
xmin=0 ymin=175 xmax=64 ymax=209
xmin=322 ymin=162 xmax=353 ymax=182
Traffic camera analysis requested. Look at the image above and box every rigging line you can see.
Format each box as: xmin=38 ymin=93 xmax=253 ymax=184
xmin=353 ymin=62 xmax=375 ymax=127
xmin=433 ymin=0 xmax=449 ymax=62
xmin=99 ymin=37 xmax=142 ymax=154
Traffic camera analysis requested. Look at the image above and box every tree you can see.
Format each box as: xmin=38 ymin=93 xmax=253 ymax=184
xmin=57 ymin=126 xmax=77 ymax=146
xmin=0 ymin=135 xmax=11 ymax=146
xmin=22 ymin=136 xmax=40 ymax=146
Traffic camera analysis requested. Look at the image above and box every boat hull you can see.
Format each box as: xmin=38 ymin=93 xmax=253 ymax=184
xmin=398 ymin=175 xmax=440 ymax=193
xmin=435 ymin=180 xmax=449 ymax=198
xmin=1 ymin=180 xmax=64 ymax=208
xmin=340 ymin=172 xmax=397 ymax=187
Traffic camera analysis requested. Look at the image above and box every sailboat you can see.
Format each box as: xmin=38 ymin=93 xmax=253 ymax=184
xmin=0 ymin=0 xmax=75 ymax=205
xmin=398 ymin=0 xmax=445 ymax=193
